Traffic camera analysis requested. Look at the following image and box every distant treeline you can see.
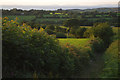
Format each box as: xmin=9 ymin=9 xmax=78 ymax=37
xmin=2 ymin=8 xmax=119 ymax=26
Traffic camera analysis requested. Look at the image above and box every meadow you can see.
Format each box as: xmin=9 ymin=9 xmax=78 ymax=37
xmin=3 ymin=12 xmax=118 ymax=26
xmin=58 ymin=38 xmax=90 ymax=48
xmin=2 ymin=15 xmax=36 ymax=22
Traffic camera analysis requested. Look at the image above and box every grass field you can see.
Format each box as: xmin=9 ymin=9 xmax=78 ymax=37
xmin=100 ymin=40 xmax=119 ymax=78
xmin=112 ymin=27 xmax=120 ymax=40
xmin=2 ymin=15 xmax=36 ymax=22
xmin=58 ymin=38 xmax=90 ymax=48
xmin=3 ymin=15 xmax=68 ymax=24
xmin=112 ymin=27 xmax=119 ymax=33
xmin=36 ymin=18 xmax=66 ymax=22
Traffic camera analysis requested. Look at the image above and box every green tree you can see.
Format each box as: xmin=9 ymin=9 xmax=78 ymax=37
xmin=92 ymin=22 xmax=114 ymax=47
xmin=75 ymin=27 xmax=87 ymax=38
xmin=83 ymin=28 xmax=93 ymax=38
xmin=46 ymin=25 xmax=55 ymax=31
xmin=64 ymin=19 xmax=80 ymax=37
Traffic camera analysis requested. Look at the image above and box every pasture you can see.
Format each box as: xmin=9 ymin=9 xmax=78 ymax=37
xmin=58 ymin=38 xmax=90 ymax=48
xmin=2 ymin=15 xmax=36 ymax=22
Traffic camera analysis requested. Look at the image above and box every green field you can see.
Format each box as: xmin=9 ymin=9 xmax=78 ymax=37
xmin=58 ymin=38 xmax=90 ymax=48
xmin=36 ymin=18 xmax=66 ymax=22
xmin=2 ymin=15 xmax=36 ymax=22
xmin=112 ymin=27 xmax=119 ymax=33
xmin=3 ymin=15 xmax=68 ymax=24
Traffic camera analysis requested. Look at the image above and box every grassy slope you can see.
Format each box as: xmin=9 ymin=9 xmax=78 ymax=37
xmin=100 ymin=40 xmax=119 ymax=78
xmin=112 ymin=27 xmax=120 ymax=40
xmin=58 ymin=38 xmax=90 ymax=48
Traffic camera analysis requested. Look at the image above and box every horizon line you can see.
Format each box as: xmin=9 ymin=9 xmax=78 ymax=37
xmin=0 ymin=4 xmax=118 ymax=10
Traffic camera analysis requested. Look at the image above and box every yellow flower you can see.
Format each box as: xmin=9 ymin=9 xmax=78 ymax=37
xmin=4 ymin=17 xmax=8 ymax=20
xmin=23 ymin=23 xmax=26 ymax=26
xmin=11 ymin=20 xmax=14 ymax=22
xmin=39 ymin=27 xmax=44 ymax=32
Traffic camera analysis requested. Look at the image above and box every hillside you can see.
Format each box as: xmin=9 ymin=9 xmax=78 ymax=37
xmin=66 ymin=7 xmax=118 ymax=12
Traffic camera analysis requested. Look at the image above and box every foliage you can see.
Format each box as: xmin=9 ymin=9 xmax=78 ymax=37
xmin=46 ymin=25 xmax=55 ymax=30
xmin=2 ymin=17 xmax=90 ymax=78
xmin=75 ymin=27 xmax=87 ymax=38
xmin=112 ymin=27 xmax=120 ymax=41
xmin=3 ymin=8 xmax=118 ymax=26
xmin=89 ymin=37 xmax=106 ymax=53
xmin=92 ymin=22 xmax=114 ymax=47
xmin=56 ymin=32 xmax=67 ymax=38
xmin=56 ymin=26 xmax=67 ymax=33
xmin=2 ymin=17 xmax=62 ymax=78
xmin=70 ymin=28 xmax=76 ymax=35
xmin=45 ymin=29 xmax=55 ymax=35
xmin=100 ymin=40 xmax=119 ymax=78
xmin=83 ymin=28 xmax=93 ymax=38
xmin=64 ymin=19 xmax=80 ymax=29
xmin=67 ymin=34 xmax=76 ymax=38
xmin=62 ymin=43 xmax=90 ymax=75
xmin=41 ymin=25 xmax=47 ymax=29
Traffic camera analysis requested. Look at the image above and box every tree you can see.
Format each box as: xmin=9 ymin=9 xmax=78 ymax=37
xmin=64 ymin=19 xmax=80 ymax=36
xmin=46 ymin=25 xmax=55 ymax=31
xmin=75 ymin=27 xmax=87 ymax=38
xmin=92 ymin=22 xmax=114 ymax=47
xmin=83 ymin=28 xmax=93 ymax=38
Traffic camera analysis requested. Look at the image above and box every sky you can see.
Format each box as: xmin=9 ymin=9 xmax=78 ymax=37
xmin=0 ymin=0 xmax=119 ymax=10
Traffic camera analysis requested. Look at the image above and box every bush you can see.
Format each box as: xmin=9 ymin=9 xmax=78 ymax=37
xmin=70 ymin=28 xmax=76 ymax=35
xmin=75 ymin=27 xmax=87 ymax=38
xmin=42 ymin=25 xmax=47 ymax=29
xmin=61 ymin=43 xmax=90 ymax=76
xmin=83 ymin=28 xmax=93 ymax=38
xmin=67 ymin=34 xmax=75 ymax=38
xmin=56 ymin=26 xmax=67 ymax=33
xmin=46 ymin=25 xmax=55 ymax=30
xmin=2 ymin=18 xmax=62 ymax=78
xmin=45 ymin=29 xmax=55 ymax=35
xmin=2 ymin=17 xmax=90 ymax=78
xmin=56 ymin=32 xmax=67 ymax=38
xmin=90 ymin=37 xmax=105 ymax=53
xmin=92 ymin=22 xmax=114 ymax=47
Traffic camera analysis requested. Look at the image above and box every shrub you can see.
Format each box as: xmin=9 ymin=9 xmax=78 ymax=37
xmin=45 ymin=29 xmax=55 ymax=35
xmin=92 ymin=22 xmax=114 ymax=47
xmin=70 ymin=28 xmax=76 ymax=35
xmin=42 ymin=25 xmax=47 ymax=29
xmin=67 ymin=34 xmax=75 ymax=38
xmin=46 ymin=25 xmax=55 ymax=30
xmin=75 ymin=27 xmax=87 ymax=38
xmin=61 ymin=43 xmax=90 ymax=76
xmin=56 ymin=26 xmax=67 ymax=33
xmin=2 ymin=17 xmax=62 ymax=78
xmin=83 ymin=28 xmax=93 ymax=38
xmin=56 ymin=32 xmax=67 ymax=38
xmin=90 ymin=37 xmax=105 ymax=53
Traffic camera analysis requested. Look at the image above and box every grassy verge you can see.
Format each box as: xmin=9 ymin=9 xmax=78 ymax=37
xmin=100 ymin=40 xmax=119 ymax=78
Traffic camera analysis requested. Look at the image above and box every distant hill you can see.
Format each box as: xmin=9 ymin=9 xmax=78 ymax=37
xmin=66 ymin=7 xmax=118 ymax=12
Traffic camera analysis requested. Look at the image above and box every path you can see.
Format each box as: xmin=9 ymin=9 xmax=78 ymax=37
xmin=80 ymin=53 xmax=105 ymax=78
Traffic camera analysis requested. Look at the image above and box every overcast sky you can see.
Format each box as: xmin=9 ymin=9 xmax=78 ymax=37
xmin=0 ymin=0 xmax=119 ymax=10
